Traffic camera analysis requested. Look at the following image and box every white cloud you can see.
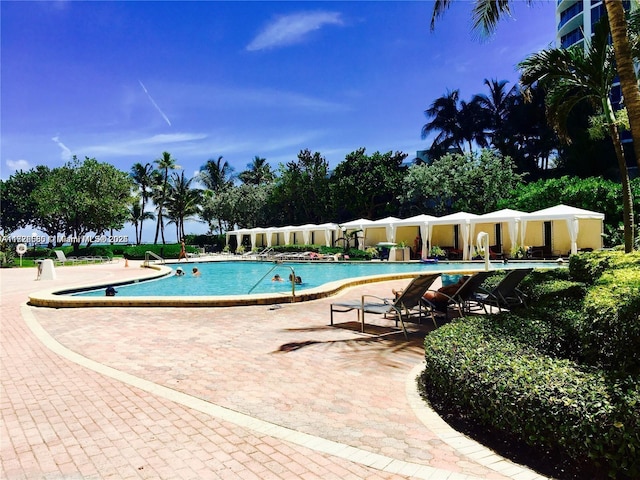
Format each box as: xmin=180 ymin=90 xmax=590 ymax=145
xmin=6 ymin=159 xmax=31 ymax=172
xmin=51 ymin=135 xmax=73 ymax=161
xmin=84 ymin=132 xmax=209 ymax=156
xmin=247 ymin=11 xmax=343 ymax=51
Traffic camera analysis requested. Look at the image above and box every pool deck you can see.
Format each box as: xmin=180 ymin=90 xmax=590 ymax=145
xmin=1 ymin=260 xmax=548 ymax=479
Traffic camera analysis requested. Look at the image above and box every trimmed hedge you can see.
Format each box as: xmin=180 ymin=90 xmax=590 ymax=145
xmin=579 ymin=268 xmax=640 ymax=373
xmin=421 ymin=318 xmax=640 ymax=478
xmin=122 ymin=243 xmax=198 ymax=260
xmin=422 ymin=252 xmax=640 ymax=478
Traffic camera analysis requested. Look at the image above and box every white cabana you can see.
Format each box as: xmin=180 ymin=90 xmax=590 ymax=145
xmin=523 ymin=204 xmax=605 ymax=255
xmin=428 ymin=212 xmax=480 ymax=260
xmin=392 ymin=214 xmax=439 ymax=258
xmin=470 ymin=208 xmax=528 ymax=256
xmin=340 ymin=218 xmax=376 ymax=250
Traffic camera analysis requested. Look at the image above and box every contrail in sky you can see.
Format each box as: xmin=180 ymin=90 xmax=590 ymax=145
xmin=138 ymin=80 xmax=172 ymax=126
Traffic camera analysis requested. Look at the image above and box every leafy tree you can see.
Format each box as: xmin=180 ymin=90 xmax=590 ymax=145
xmin=399 ymin=149 xmax=523 ymax=216
xmin=153 ymin=152 xmax=180 ymax=244
xmin=519 ymin=19 xmax=635 ymax=252
xmin=0 ymin=166 xmax=54 ymax=237
xmin=270 ymin=149 xmax=331 ymax=225
xmin=330 ymin=148 xmax=407 ymax=220
xmin=130 ymin=162 xmax=154 ymax=244
xmin=34 ymin=157 xmax=132 ymax=251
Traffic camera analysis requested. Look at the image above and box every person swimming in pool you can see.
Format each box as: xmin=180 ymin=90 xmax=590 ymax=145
xmin=176 ymin=267 xmax=185 ymax=276
xmin=272 ymin=274 xmax=283 ymax=282
xmin=192 ymin=267 xmax=201 ymax=277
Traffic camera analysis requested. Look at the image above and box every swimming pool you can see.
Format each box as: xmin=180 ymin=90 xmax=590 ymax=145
xmin=74 ymin=260 xmax=559 ymax=297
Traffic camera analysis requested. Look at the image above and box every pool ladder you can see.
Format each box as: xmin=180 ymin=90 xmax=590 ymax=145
xmin=143 ymin=251 xmax=165 ymax=267
xmin=247 ymin=262 xmax=296 ymax=300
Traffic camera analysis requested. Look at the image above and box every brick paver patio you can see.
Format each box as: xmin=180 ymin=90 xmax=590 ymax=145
xmin=1 ymin=260 xmax=547 ymax=479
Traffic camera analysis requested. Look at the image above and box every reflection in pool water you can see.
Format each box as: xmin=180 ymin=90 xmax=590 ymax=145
xmin=75 ymin=260 xmax=560 ymax=297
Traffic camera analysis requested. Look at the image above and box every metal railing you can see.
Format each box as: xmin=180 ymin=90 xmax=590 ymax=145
xmin=143 ymin=251 xmax=165 ymax=267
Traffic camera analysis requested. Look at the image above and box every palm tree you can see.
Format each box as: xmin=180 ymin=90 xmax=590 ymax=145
xmin=153 ymin=151 xmax=180 ymax=244
xmin=198 ymin=156 xmax=234 ymax=234
xmin=238 ymin=156 xmax=275 ymax=185
xmin=472 ymin=78 xmax=518 ymax=152
xmin=431 ymin=0 xmax=640 ymax=171
xmin=519 ymin=19 xmax=635 ymax=252
xmin=604 ymin=0 xmax=640 ymax=171
xmin=422 ymin=90 xmax=487 ymax=156
xmin=130 ymin=162 xmax=154 ymax=244
xmin=166 ymin=172 xmax=202 ymax=241
xmin=128 ymin=197 xmax=155 ymax=245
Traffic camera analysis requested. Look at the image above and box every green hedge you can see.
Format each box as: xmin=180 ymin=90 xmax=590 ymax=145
xmin=422 ymin=252 xmax=640 ymax=477
xmin=421 ymin=318 xmax=640 ymax=478
xmin=579 ymin=268 xmax=640 ymax=373
xmin=122 ymin=243 xmax=198 ymax=260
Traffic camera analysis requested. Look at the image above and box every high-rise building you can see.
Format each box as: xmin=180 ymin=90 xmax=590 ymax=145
xmin=556 ymin=1 xmax=623 ymax=106
xmin=556 ymin=0 xmax=638 ymax=173
xmin=556 ymin=0 xmax=609 ymax=50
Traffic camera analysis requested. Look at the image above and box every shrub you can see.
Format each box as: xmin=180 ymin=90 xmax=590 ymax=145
xmin=579 ymin=267 xmax=640 ymax=373
xmin=421 ymin=318 xmax=640 ymax=478
xmin=122 ymin=243 xmax=197 ymax=260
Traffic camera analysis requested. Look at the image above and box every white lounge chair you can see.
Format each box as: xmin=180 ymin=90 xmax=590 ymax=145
xmin=53 ymin=250 xmax=80 ymax=265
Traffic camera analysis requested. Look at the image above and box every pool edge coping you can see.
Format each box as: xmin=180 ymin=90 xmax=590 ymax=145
xmin=28 ymin=262 xmax=561 ymax=308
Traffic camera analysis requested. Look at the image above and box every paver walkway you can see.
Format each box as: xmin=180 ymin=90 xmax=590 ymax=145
xmin=1 ymin=260 xmax=548 ymax=479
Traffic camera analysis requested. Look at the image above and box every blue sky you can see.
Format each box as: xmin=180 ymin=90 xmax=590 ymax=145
xmin=1 ymin=1 xmax=556 ymax=238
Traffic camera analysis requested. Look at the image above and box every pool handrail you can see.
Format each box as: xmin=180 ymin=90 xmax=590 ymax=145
xmin=144 ymin=251 xmax=165 ymax=266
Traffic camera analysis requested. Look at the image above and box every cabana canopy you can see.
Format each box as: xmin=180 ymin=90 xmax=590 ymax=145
xmin=523 ymin=204 xmax=604 ymax=255
xmin=224 ymin=205 xmax=604 ymax=257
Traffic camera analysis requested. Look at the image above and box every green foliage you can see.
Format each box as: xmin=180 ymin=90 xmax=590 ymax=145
xmin=400 ymin=150 xmax=523 ymax=216
xmin=330 ymin=148 xmax=407 ymax=220
xmin=421 ymin=318 xmax=640 ymax=478
xmin=122 ymin=243 xmax=197 ymax=260
xmin=579 ymin=268 xmax=640 ymax=373
xmin=422 ymin=254 xmax=640 ymax=477
xmin=270 ymin=149 xmax=332 ymax=225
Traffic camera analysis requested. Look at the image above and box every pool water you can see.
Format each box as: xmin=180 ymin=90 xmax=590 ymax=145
xmin=75 ymin=260 xmax=560 ymax=297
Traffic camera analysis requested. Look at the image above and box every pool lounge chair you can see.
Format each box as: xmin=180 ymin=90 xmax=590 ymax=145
xmin=329 ymin=273 xmax=441 ymax=339
xmin=53 ymin=250 xmax=81 ymax=265
xmin=423 ymin=271 xmax=496 ymax=318
xmin=470 ymin=268 xmax=532 ymax=312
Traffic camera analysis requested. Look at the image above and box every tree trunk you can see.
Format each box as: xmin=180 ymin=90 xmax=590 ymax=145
xmin=605 ymin=0 xmax=640 ymax=171
xmin=606 ymin=99 xmax=635 ymax=253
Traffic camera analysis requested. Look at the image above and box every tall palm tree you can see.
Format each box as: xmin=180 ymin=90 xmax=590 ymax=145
xmin=472 ymin=78 xmax=518 ymax=152
xmin=128 ymin=197 xmax=155 ymax=245
xmin=153 ymin=151 xmax=180 ymax=244
xmin=422 ymin=90 xmax=487 ymax=155
xmin=519 ymin=19 xmax=635 ymax=252
xmin=604 ymin=0 xmax=640 ymax=171
xmin=129 ymin=162 xmax=154 ymax=244
xmin=166 ymin=172 xmax=202 ymax=241
xmin=198 ymin=156 xmax=234 ymax=233
xmin=238 ymin=156 xmax=275 ymax=185
xmin=431 ymin=0 xmax=640 ymax=171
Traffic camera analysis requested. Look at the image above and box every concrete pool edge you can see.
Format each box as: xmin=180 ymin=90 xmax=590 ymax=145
xmin=28 ymin=261 xmax=562 ymax=308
